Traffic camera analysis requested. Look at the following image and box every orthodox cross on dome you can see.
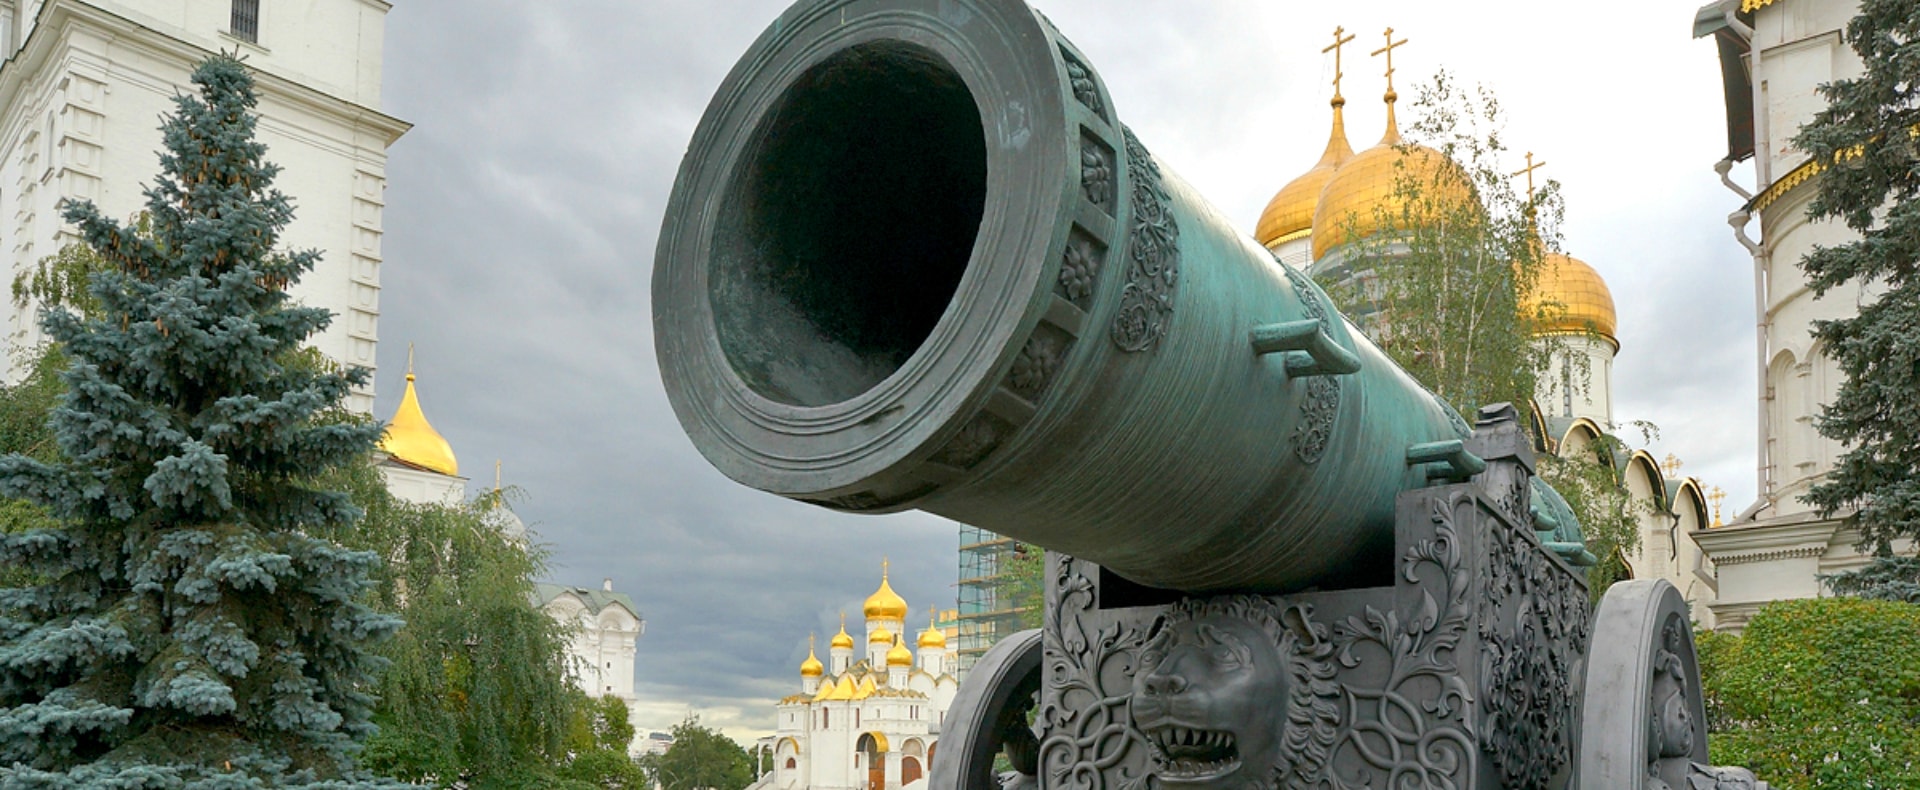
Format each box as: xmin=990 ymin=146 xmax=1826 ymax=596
xmin=1661 ymin=453 xmax=1683 ymax=479
xmin=405 ymin=342 xmax=416 ymax=381
xmin=1512 ymin=151 xmax=1548 ymax=206
xmin=1371 ymin=27 xmax=1407 ymax=103
xmin=494 ymin=459 xmax=503 ymax=493
xmin=1708 ymin=486 xmax=1727 ymax=527
xmin=1324 ymin=26 xmax=1356 ymax=106
xmin=881 ymin=556 xmax=889 ymax=579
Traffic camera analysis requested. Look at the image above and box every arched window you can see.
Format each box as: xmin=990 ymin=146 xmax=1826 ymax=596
xmin=786 ymin=757 xmax=797 ymax=770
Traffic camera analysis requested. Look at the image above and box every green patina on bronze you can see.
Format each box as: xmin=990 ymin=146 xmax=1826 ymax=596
xmin=652 ymin=0 xmax=1590 ymax=595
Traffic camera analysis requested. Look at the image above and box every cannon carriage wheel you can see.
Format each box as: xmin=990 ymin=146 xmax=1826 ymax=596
xmin=931 ymin=629 xmax=1042 ymax=790
xmin=1579 ymin=580 xmax=1765 ymax=790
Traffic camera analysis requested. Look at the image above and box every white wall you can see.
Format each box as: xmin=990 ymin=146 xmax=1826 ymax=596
xmin=0 ymin=1 xmax=406 ymax=413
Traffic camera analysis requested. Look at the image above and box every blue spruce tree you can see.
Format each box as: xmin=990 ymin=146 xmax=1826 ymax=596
xmin=0 ymin=55 xmax=407 ymax=788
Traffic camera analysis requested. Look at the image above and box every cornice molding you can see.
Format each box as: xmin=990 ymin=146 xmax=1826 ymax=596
xmin=0 ymin=1 xmax=409 ymax=148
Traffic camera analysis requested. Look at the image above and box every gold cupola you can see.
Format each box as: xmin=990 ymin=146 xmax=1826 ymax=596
xmin=886 ymin=635 xmax=914 ymax=667
xmin=1255 ymin=27 xmax=1357 ymax=249
xmin=1311 ymin=29 xmax=1480 ymax=261
xmin=863 ymin=558 xmax=909 ymax=621
xmin=1510 ymin=153 xmax=1618 ymax=350
xmin=917 ymin=609 xmax=947 ymax=649
xmin=800 ymin=635 xmax=824 ymax=677
xmin=1524 ymin=251 xmax=1618 ymax=349
xmin=830 ymin=613 xmax=855 ymax=650
xmin=378 ymin=347 xmax=458 ymax=476
xmin=869 ymin=625 xmax=895 ymax=645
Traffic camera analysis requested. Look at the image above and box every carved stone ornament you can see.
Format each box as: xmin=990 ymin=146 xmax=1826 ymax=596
xmin=1038 ymin=556 xmax=1341 ymax=790
xmin=1325 ymin=492 xmax=1478 ymax=789
xmin=1111 ymin=127 xmax=1179 ymax=353
xmin=1063 ymin=53 xmax=1107 ymax=118
xmin=1011 ymin=331 xmax=1068 ymax=401
xmin=1082 ymin=143 xmax=1115 ymax=209
xmin=1059 ymin=238 xmax=1102 ymax=306
xmin=1479 ymin=484 xmax=1591 ymax=787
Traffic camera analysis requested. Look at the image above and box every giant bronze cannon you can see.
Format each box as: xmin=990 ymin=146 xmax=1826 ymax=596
xmin=652 ymin=2 xmax=1767 ymax=787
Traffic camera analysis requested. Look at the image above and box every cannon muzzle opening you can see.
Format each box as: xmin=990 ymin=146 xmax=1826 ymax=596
xmin=711 ymin=42 xmax=986 ymax=408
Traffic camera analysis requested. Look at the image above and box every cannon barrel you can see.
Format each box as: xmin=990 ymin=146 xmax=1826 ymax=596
xmin=652 ymin=0 xmax=1470 ymax=594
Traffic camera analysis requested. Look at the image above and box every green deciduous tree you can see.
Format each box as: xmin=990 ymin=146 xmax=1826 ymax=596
xmin=335 ymin=467 xmax=591 ymax=789
xmin=1793 ymin=0 xmax=1920 ymax=585
xmin=1004 ymin=543 xmax=1044 ymax=631
xmin=1315 ymin=71 xmax=1644 ymax=596
xmin=640 ymin=716 xmax=753 ymax=790
xmin=0 ymin=54 xmax=404 ymax=787
xmin=1319 ymin=70 xmax=1567 ymax=415
xmin=1696 ymin=598 xmax=1920 ymax=788
xmin=558 ymin=691 xmax=645 ymax=789
xmin=1536 ymin=427 xmax=1655 ymax=601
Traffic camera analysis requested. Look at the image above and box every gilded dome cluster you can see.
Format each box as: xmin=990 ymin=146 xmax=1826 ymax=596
xmin=798 ymin=563 xmax=954 ymax=678
xmin=1257 ymin=27 xmax=1613 ymax=347
xmin=1255 ymin=96 xmax=1353 ymax=246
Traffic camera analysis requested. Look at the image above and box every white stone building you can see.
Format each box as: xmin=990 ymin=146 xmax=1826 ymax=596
xmin=536 ymin=581 xmax=645 ymax=729
xmin=1251 ymin=37 xmax=1714 ymax=624
xmin=1690 ymin=0 xmax=1895 ymax=630
xmin=0 ymin=0 xmax=408 ymax=413
xmin=768 ymin=565 xmax=959 ymax=790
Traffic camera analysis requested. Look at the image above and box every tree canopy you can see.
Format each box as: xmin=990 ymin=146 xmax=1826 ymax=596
xmin=1793 ymin=0 xmax=1920 ymax=578
xmin=640 ymin=716 xmax=753 ymax=790
xmin=1318 ymin=70 xmax=1568 ymax=416
xmin=0 ymin=54 xmax=404 ymax=787
xmin=1697 ymin=598 xmax=1920 ymax=788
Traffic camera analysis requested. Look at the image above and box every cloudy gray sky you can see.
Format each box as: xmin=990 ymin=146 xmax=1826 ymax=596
xmin=369 ymin=0 xmax=1760 ymax=739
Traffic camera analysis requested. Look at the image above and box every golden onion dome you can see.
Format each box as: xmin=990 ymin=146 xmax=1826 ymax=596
xmin=887 ymin=635 xmax=914 ymax=667
xmin=1311 ymin=103 xmax=1479 ymax=261
xmin=863 ymin=562 xmax=909 ymax=621
xmin=379 ymin=368 xmax=458 ymax=476
xmin=1524 ymin=250 xmax=1618 ymax=348
xmin=1256 ymin=97 xmax=1354 ymax=248
xmin=830 ymin=616 xmax=855 ymax=651
xmin=800 ymin=636 xmax=824 ymax=677
xmin=917 ymin=614 xmax=947 ymax=649
xmin=868 ymin=626 xmax=894 ymax=645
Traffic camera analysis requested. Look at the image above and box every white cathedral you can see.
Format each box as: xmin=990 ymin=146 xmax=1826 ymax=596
xmin=1689 ymin=0 xmax=1902 ymax=629
xmin=1251 ymin=31 xmax=1719 ymax=625
xmin=767 ymin=566 xmax=959 ymax=790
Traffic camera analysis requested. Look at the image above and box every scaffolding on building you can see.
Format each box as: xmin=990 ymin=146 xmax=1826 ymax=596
xmin=954 ymin=526 xmax=1024 ymax=675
